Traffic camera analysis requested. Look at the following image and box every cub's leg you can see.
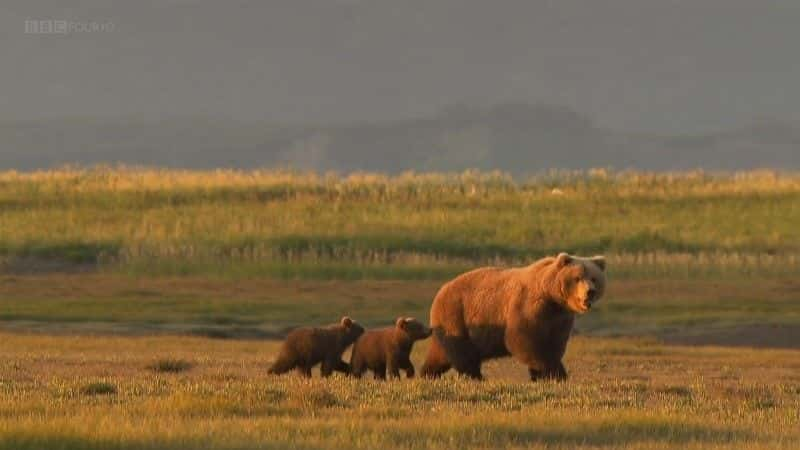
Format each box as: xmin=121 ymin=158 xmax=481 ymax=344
xmin=373 ymin=363 xmax=387 ymax=380
xmin=334 ymin=359 xmax=351 ymax=375
xmin=267 ymin=353 xmax=296 ymax=375
xmin=296 ymin=364 xmax=312 ymax=378
xmin=387 ymin=356 xmax=401 ymax=379
xmin=320 ymin=357 xmax=341 ymax=378
xmin=399 ymin=357 xmax=415 ymax=379
xmin=528 ymin=362 xmax=567 ymax=381
xmin=349 ymin=355 xmax=367 ymax=379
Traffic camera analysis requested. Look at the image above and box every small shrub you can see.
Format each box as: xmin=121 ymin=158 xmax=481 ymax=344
xmin=80 ymin=381 xmax=117 ymax=396
xmin=149 ymin=358 xmax=193 ymax=373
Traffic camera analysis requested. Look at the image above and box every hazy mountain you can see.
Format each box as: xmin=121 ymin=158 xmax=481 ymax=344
xmin=2 ymin=105 xmax=798 ymax=174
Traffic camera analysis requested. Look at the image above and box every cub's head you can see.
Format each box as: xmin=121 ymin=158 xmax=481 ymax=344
xmin=395 ymin=317 xmax=432 ymax=341
xmin=338 ymin=316 xmax=365 ymax=344
xmin=551 ymin=252 xmax=607 ymax=314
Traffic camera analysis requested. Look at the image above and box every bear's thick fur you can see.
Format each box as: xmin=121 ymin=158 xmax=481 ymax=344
xmin=350 ymin=317 xmax=432 ymax=380
xmin=268 ymin=316 xmax=365 ymax=378
xmin=420 ymin=253 xmax=606 ymax=381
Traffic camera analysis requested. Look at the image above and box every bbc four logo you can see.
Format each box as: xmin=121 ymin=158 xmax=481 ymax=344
xmin=25 ymin=19 xmax=114 ymax=34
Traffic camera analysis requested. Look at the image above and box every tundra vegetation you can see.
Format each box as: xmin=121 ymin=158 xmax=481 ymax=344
xmin=0 ymin=167 xmax=798 ymax=279
xmin=0 ymin=168 xmax=798 ymax=449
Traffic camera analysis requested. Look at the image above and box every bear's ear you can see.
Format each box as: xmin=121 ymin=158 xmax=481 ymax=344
xmin=555 ymin=252 xmax=573 ymax=267
xmin=590 ymin=256 xmax=606 ymax=272
xmin=341 ymin=316 xmax=353 ymax=328
xmin=396 ymin=317 xmax=408 ymax=330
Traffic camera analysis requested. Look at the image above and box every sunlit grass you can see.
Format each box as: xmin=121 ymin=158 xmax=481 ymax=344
xmin=0 ymin=333 xmax=797 ymax=449
xmin=1 ymin=167 xmax=799 ymax=279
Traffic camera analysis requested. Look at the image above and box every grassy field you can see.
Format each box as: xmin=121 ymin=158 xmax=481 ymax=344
xmin=0 ymin=332 xmax=798 ymax=450
xmin=1 ymin=275 xmax=798 ymax=449
xmin=1 ymin=168 xmax=799 ymax=448
xmin=0 ymin=168 xmax=799 ymax=279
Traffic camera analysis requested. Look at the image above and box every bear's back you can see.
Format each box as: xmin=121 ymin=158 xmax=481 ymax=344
xmin=431 ymin=266 xmax=526 ymax=330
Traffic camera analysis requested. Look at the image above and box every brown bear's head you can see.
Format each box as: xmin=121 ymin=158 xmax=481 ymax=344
xmin=339 ymin=316 xmax=365 ymax=344
xmin=551 ymin=252 xmax=607 ymax=314
xmin=395 ymin=317 xmax=432 ymax=341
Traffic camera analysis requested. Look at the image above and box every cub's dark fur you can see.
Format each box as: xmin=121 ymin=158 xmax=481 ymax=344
xmin=268 ymin=316 xmax=365 ymax=377
xmin=350 ymin=317 xmax=432 ymax=380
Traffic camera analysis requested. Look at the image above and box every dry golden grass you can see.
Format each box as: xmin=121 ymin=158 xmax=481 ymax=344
xmin=0 ymin=332 xmax=798 ymax=449
xmin=0 ymin=168 xmax=798 ymax=448
xmin=2 ymin=166 xmax=798 ymax=195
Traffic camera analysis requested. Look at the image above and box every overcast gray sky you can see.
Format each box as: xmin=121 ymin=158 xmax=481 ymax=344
xmin=2 ymin=0 xmax=799 ymax=133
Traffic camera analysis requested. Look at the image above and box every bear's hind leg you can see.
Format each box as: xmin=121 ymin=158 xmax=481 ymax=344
xmin=436 ymin=331 xmax=483 ymax=380
xmin=420 ymin=337 xmax=451 ymax=378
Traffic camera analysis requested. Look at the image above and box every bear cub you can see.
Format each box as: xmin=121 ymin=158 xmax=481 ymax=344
xmin=350 ymin=317 xmax=432 ymax=380
xmin=268 ymin=316 xmax=365 ymax=378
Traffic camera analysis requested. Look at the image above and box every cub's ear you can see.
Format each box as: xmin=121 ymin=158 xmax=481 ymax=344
xmin=396 ymin=317 xmax=408 ymax=330
xmin=341 ymin=316 xmax=353 ymax=328
xmin=590 ymin=256 xmax=606 ymax=272
xmin=555 ymin=252 xmax=573 ymax=267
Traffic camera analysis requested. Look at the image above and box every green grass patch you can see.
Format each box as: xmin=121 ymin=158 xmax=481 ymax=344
xmin=1 ymin=168 xmax=799 ymax=279
xmin=0 ymin=240 xmax=120 ymax=264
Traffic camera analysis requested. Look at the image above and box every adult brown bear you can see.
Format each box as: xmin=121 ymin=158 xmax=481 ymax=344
xmin=420 ymin=253 xmax=606 ymax=381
